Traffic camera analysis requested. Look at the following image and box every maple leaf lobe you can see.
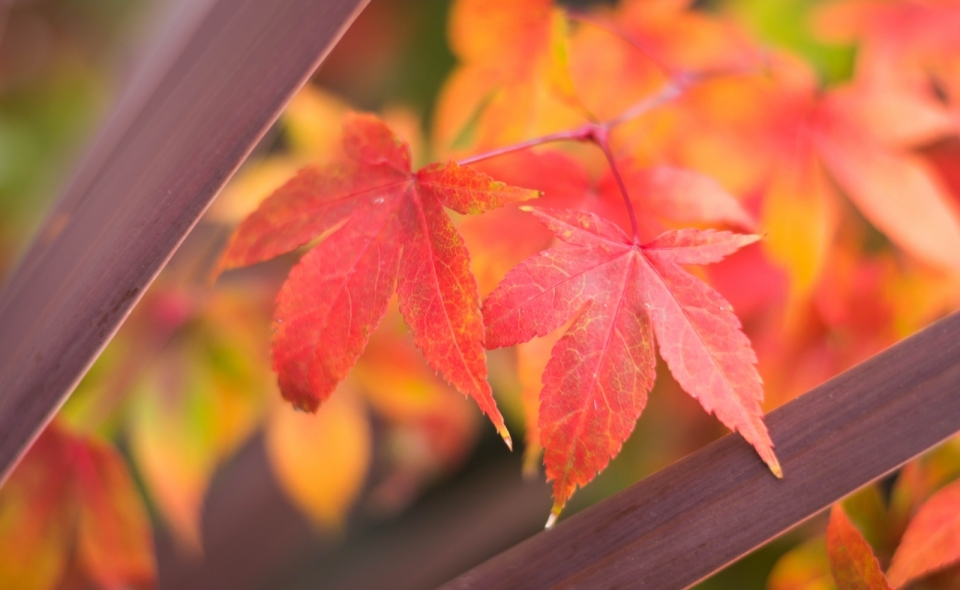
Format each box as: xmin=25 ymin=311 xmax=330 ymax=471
xmin=417 ymin=160 xmax=540 ymax=215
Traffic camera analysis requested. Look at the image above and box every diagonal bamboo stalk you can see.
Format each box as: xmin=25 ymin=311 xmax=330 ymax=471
xmin=442 ymin=311 xmax=960 ymax=589
xmin=0 ymin=0 xmax=369 ymax=485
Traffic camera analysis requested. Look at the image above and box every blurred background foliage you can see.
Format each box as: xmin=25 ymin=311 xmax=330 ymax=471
xmin=2 ymin=0 xmax=960 ymax=588
xmin=0 ymin=0 xmax=147 ymax=275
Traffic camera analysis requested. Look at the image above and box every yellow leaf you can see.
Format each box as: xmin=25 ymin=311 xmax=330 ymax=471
xmin=265 ymin=388 xmax=371 ymax=528
xmin=762 ymin=151 xmax=839 ymax=298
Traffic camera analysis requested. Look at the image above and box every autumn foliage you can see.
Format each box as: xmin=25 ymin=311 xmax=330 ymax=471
xmin=217 ymin=113 xmax=536 ymax=445
xmin=770 ymin=443 xmax=960 ymax=590
xmin=0 ymin=423 xmax=154 ymax=589
xmin=4 ymin=0 xmax=960 ymax=587
xmin=483 ymin=209 xmax=778 ymax=517
xmin=216 ymin=103 xmax=784 ymax=519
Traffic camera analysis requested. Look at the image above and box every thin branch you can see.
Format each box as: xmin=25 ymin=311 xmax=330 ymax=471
xmin=456 ymin=126 xmax=594 ymax=166
xmin=455 ymin=77 xmax=687 ymax=169
xmin=592 ymin=127 xmax=639 ymax=241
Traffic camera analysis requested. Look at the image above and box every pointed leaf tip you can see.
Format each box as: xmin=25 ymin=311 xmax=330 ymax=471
xmin=291 ymin=397 xmax=319 ymax=413
xmin=500 ymin=428 xmax=514 ymax=451
xmin=545 ymin=512 xmax=558 ymax=530
xmin=769 ymin=457 xmax=783 ymax=479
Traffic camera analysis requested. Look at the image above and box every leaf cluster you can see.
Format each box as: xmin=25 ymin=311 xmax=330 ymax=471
xmin=5 ymin=0 xmax=960 ymax=586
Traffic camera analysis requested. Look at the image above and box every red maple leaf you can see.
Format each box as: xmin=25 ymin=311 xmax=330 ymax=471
xmin=218 ymin=113 xmax=538 ymax=445
xmin=482 ymin=207 xmax=781 ymax=519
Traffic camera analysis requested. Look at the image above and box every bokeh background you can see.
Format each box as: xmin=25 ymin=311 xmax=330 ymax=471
xmin=2 ymin=0 xmax=960 ymax=588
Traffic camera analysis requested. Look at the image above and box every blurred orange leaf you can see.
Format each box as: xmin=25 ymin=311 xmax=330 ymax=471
xmin=265 ymin=387 xmax=371 ymax=529
xmin=887 ymin=477 xmax=960 ymax=588
xmin=437 ymin=0 xmax=585 ymax=150
xmin=355 ymin=312 xmax=478 ymax=466
xmin=128 ymin=291 xmax=269 ymax=551
xmin=0 ymin=422 xmax=155 ymax=590
xmin=515 ymin=331 xmax=561 ymax=477
xmin=355 ymin=313 xmax=478 ymax=512
xmin=815 ymin=93 xmax=960 ymax=274
xmin=769 ymin=538 xmax=837 ymax=590
xmin=74 ymin=437 xmax=157 ymax=590
xmin=827 ymin=504 xmax=892 ymax=590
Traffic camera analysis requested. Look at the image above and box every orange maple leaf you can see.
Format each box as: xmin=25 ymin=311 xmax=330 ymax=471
xmin=0 ymin=422 xmax=155 ymax=590
xmin=887 ymin=477 xmax=960 ymax=588
xmin=827 ymin=504 xmax=892 ymax=590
